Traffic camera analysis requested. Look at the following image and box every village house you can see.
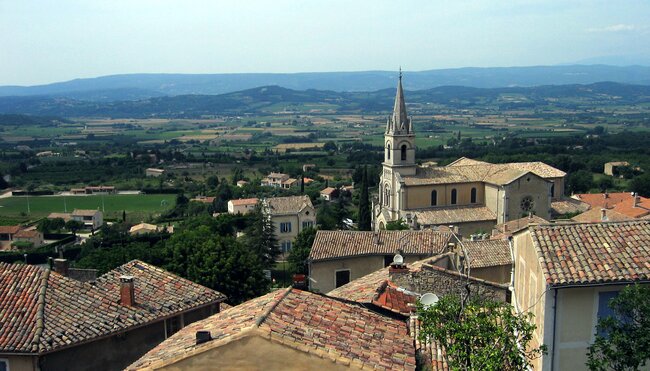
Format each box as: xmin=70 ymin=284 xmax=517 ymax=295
xmin=0 ymin=225 xmax=22 ymax=250
xmin=308 ymin=230 xmax=452 ymax=293
xmin=190 ymin=196 xmax=215 ymax=204
xmin=0 ymin=259 xmax=226 ymax=371
xmin=129 ymin=223 xmax=160 ymax=235
xmin=127 ymin=288 xmax=417 ymax=371
xmin=227 ymin=197 xmax=258 ymax=214
xmin=512 ymin=220 xmax=650 ymax=370
xmin=572 ymin=192 xmax=650 ymax=219
xmin=145 ymin=168 xmax=165 ymax=177
xmin=12 ymin=229 xmax=45 ymax=249
xmin=319 ymin=186 xmax=338 ymax=201
xmin=260 ymin=172 xmax=290 ymax=188
xmin=70 ymin=186 xmax=116 ymax=195
xmin=46 ymin=212 xmax=72 ymax=222
xmin=263 ymin=195 xmax=316 ymax=253
xmin=236 ymin=180 xmax=248 ymax=188
xmin=71 ymin=209 xmax=104 ymax=230
xmin=374 ymin=75 xmax=565 ymax=234
xmin=603 ymin=161 xmax=630 ymax=176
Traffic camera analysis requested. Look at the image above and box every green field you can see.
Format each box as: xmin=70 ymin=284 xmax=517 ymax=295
xmin=0 ymin=194 xmax=176 ymax=222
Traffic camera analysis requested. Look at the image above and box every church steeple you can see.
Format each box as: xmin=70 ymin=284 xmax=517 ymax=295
xmin=386 ymin=69 xmax=413 ymax=135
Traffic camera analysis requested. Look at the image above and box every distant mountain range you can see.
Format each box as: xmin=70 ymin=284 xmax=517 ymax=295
xmin=1 ymin=65 xmax=650 ymax=102
xmin=1 ymin=82 xmax=649 ymax=118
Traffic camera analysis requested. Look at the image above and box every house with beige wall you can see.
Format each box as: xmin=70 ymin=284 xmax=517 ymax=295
xmin=263 ymin=195 xmax=315 ymax=253
xmin=71 ymin=209 xmax=103 ymax=230
xmin=374 ymin=74 xmax=564 ymax=235
xmin=512 ymin=220 xmax=650 ymax=371
xmin=308 ymin=230 xmax=452 ymax=293
xmin=227 ymin=197 xmax=259 ymax=214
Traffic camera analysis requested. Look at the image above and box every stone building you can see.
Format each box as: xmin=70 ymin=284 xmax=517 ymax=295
xmin=263 ymin=195 xmax=316 ymax=253
xmin=374 ymin=74 xmax=565 ymax=234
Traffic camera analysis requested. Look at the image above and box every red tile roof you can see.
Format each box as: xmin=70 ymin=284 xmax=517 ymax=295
xmin=0 ymin=260 xmax=225 ymax=354
xmin=372 ymin=281 xmax=418 ymax=315
xmin=573 ymin=192 xmax=635 ymax=209
xmin=611 ymin=197 xmax=650 ymax=218
xmin=0 ymin=226 xmax=21 ymax=235
xmin=309 ymin=230 xmax=452 ymax=262
xmin=572 ymin=208 xmax=633 ymax=223
xmin=529 ymin=221 xmax=650 ymax=286
xmin=128 ymin=288 xmax=416 ymax=370
xmin=229 ymin=197 xmax=258 ymax=206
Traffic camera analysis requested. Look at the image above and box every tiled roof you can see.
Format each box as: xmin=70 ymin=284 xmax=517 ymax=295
xmin=611 ymin=197 xmax=650 ymax=218
xmin=572 ymin=208 xmax=633 ymax=223
xmin=414 ymin=205 xmax=496 ymax=225
xmin=372 ymin=281 xmax=418 ymax=315
xmin=551 ymin=198 xmax=590 ymax=216
xmin=462 ymin=239 xmax=512 ymax=268
xmin=446 ymin=157 xmax=488 ymax=166
xmin=72 ymin=209 xmax=99 ymax=217
xmin=229 ymin=197 xmax=259 ymax=206
xmin=47 ymin=212 xmax=72 ymax=221
xmin=13 ymin=229 xmax=41 ymax=239
xmin=404 ymin=160 xmax=564 ymax=186
xmin=573 ymin=192 xmax=635 ymax=209
xmin=264 ymin=195 xmax=313 ymax=215
xmin=309 ymin=230 xmax=452 ymax=261
xmin=0 ymin=225 xmax=21 ymax=234
xmin=320 ymin=187 xmax=336 ymax=195
xmin=127 ymin=288 xmax=416 ymax=370
xmin=129 ymin=223 xmax=158 ymax=233
xmin=494 ymin=214 xmax=548 ymax=234
xmin=0 ymin=260 xmax=225 ymax=354
xmin=529 ymin=221 xmax=650 ymax=286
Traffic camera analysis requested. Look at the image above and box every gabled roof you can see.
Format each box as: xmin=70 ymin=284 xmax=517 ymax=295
xmin=0 ymin=225 xmax=21 ymax=235
xmin=494 ymin=214 xmax=548 ymax=235
xmin=0 ymin=260 xmax=225 ymax=354
xmin=447 ymin=157 xmax=489 ymax=166
xmin=611 ymin=196 xmax=650 ymax=218
xmin=414 ymin=205 xmax=497 ymax=225
xmin=462 ymin=239 xmax=512 ymax=268
xmin=320 ymin=186 xmax=336 ymax=195
xmin=309 ymin=230 xmax=452 ymax=262
xmin=264 ymin=195 xmax=313 ymax=215
xmin=528 ymin=221 xmax=650 ymax=287
xmin=571 ymin=208 xmax=632 ymax=223
xmin=228 ymin=197 xmax=258 ymax=206
xmin=127 ymin=288 xmax=416 ymax=370
xmin=128 ymin=223 xmax=158 ymax=233
xmin=572 ymin=192 xmax=635 ymax=210
xmin=13 ymin=229 xmax=41 ymax=239
xmin=72 ymin=209 xmax=100 ymax=217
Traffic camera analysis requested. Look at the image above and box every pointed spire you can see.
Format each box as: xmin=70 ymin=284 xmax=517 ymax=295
xmin=388 ymin=69 xmax=410 ymax=134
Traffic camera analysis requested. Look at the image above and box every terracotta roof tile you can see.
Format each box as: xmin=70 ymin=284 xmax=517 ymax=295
xmin=415 ymin=205 xmax=496 ymax=225
xmin=0 ymin=225 xmax=21 ymax=234
xmin=573 ymin=192 xmax=635 ymax=210
xmin=229 ymin=197 xmax=259 ymax=206
xmin=128 ymin=288 xmax=416 ymax=370
xmin=0 ymin=260 xmax=225 ymax=354
xmin=494 ymin=214 xmax=548 ymax=234
xmin=462 ymin=239 xmax=512 ymax=268
xmin=551 ymin=198 xmax=590 ymax=216
xmin=264 ymin=195 xmax=313 ymax=215
xmin=572 ymin=208 xmax=633 ymax=223
xmin=529 ymin=220 xmax=650 ymax=286
xmin=309 ymin=230 xmax=451 ymax=262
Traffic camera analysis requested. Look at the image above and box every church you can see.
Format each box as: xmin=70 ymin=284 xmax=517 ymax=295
xmin=373 ymin=74 xmax=566 ymax=235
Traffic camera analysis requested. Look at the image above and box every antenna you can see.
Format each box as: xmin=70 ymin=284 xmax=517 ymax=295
xmin=393 ymin=254 xmax=404 ymax=265
xmin=420 ymin=293 xmax=439 ymax=309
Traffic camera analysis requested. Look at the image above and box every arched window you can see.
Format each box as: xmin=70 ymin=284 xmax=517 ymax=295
xmin=550 ymin=184 xmax=555 ymax=198
xmin=384 ymin=186 xmax=391 ymax=208
xmin=470 ymin=187 xmax=477 ymax=203
xmin=386 ymin=144 xmax=391 ymax=160
xmin=451 ymin=188 xmax=457 ymax=205
xmin=431 ymin=190 xmax=437 ymax=206
xmin=401 ymin=145 xmax=407 ymax=161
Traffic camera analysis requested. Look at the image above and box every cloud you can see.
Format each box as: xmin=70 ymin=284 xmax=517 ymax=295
xmin=587 ymin=24 xmax=642 ymax=33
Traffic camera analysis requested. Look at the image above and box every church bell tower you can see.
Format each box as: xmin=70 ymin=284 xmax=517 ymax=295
xmin=383 ymin=70 xmax=416 ymax=175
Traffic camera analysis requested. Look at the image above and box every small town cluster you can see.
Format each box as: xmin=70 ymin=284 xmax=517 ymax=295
xmin=1 ymin=77 xmax=648 ymax=371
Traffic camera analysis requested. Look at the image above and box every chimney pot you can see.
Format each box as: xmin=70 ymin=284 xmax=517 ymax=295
xmin=196 ymin=331 xmax=212 ymax=345
xmin=53 ymin=258 xmax=69 ymax=276
xmin=120 ymin=275 xmax=135 ymax=306
xmin=634 ymin=195 xmax=640 ymax=208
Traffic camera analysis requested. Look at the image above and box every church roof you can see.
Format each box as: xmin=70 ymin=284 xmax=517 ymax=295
xmin=414 ymin=205 xmax=497 ymax=225
xmin=386 ymin=72 xmax=413 ymax=135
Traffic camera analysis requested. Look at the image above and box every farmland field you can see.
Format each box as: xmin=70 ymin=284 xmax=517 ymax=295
xmin=0 ymin=194 xmax=176 ymax=222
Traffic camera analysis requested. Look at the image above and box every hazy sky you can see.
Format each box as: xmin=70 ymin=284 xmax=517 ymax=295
xmin=1 ymin=0 xmax=649 ymax=85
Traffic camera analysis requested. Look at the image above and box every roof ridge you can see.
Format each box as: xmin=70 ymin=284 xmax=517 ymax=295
xmin=255 ymin=288 xmax=292 ymax=327
xmin=533 ymin=219 xmax=650 ymax=229
xmin=32 ymin=267 xmax=50 ymax=353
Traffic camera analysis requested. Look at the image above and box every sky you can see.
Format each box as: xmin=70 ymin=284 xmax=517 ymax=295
xmin=1 ymin=0 xmax=649 ymax=85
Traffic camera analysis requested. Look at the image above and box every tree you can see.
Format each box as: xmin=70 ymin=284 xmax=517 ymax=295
xmin=567 ymin=170 xmax=595 ymax=194
xmin=165 ymin=226 xmax=269 ymax=304
xmin=122 ymin=210 xmax=127 ymax=222
xmin=38 ymin=217 xmax=65 ymax=233
xmin=323 ymin=141 xmax=338 ymax=152
xmin=631 ymin=173 xmax=650 ymax=197
xmin=65 ymin=220 xmax=84 ymax=235
xmin=587 ymin=284 xmax=650 ymax=371
xmin=287 ymin=227 xmax=316 ymax=275
xmin=385 ymin=218 xmax=409 ymax=230
xmin=244 ymin=204 xmax=279 ymax=268
xmin=418 ymin=295 xmax=545 ymax=370
xmin=358 ymin=166 xmax=372 ymax=231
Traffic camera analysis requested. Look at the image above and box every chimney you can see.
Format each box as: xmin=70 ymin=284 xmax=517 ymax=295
xmin=196 ymin=331 xmax=212 ymax=345
xmin=601 ymin=208 xmax=608 ymax=222
xmin=503 ymin=224 xmax=509 ymax=233
xmin=604 ymin=191 xmax=609 ymax=199
xmin=53 ymin=258 xmax=69 ymax=276
xmin=388 ymin=254 xmax=409 ymax=284
xmin=120 ymin=276 xmax=135 ymax=306
xmin=634 ymin=194 xmax=640 ymax=208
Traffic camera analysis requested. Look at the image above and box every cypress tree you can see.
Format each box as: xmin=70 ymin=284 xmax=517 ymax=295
xmin=358 ymin=166 xmax=372 ymax=231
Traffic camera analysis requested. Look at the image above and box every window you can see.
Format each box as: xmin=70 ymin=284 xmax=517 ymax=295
xmin=302 ymin=221 xmax=313 ymax=229
xmin=0 ymin=359 xmax=7 ymax=371
xmin=597 ymin=291 xmax=620 ymax=335
xmin=401 ymin=144 xmax=407 ymax=161
xmin=384 ymin=186 xmax=391 ymax=207
xmin=451 ymin=188 xmax=457 ymax=205
xmin=165 ymin=315 xmax=183 ymax=338
xmin=281 ymin=241 xmax=292 ymax=252
xmin=280 ymin=222 xmax=292 ymax=233
xmin=470 ymin=187 xmax=477 ymax=203
xmin=431 ymin=190 xmax=437 ymax=206
xmin=550 ymin=184 xmax=555 ymax=198
xmin=387 ymin=144 xmax=391 ymax=160
xmin=335 ymin=270 xmax=351 ymax=288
